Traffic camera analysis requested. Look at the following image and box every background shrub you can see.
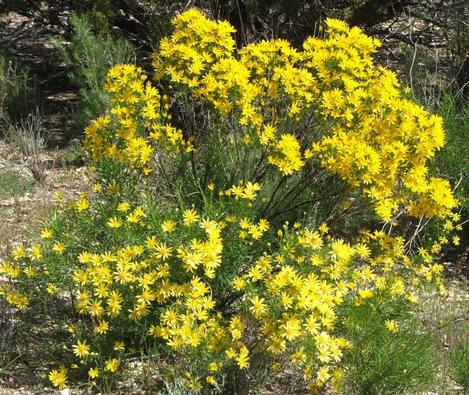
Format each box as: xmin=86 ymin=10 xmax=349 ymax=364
xmin=55 ymin=12 xmax=135 ymax=128
xmin=340 ymin=295 xmax=436 ymax=395
xmin=448 ymin=341 xmax=469 ymax=393
xmin=6 ymin=108 xmax=47 ymax=183
xmin=435 ymin=94 xmax=468 ymax=208
xmin=0 ymin=53 xmax=38 ymax=128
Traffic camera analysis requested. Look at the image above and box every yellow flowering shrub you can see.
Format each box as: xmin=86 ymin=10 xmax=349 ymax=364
xmin=151 ymin=9 xmax=456 ymax=220
xmin=0 ymin=8 xmax=462 ymax=394
xmin=0 ymin=187 xmax=448 ymax=391
xmin=82 ymin=9 xmax=459 ymax=226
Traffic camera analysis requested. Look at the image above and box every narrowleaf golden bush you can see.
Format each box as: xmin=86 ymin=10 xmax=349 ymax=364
xmin=0 ymin=8 xmax=462 ymax=394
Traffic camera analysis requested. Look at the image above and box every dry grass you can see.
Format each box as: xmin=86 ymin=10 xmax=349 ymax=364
xmin=0 ymin=139 xmax=87 ymax=252
xmin=420 ymin=279 xmax=469 ymax=394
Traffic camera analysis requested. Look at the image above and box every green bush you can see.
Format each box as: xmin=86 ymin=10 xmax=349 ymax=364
xmin=449 ymin=342 xmax=469 ymax=393
xmin=56 ymin=140 xmax=85 ymax=167
xmin=55 ymin=12 xmax=135 ymax=127
xmin=423 ymin=93 xmax=468 ymax=260
xmin=339 ymin=295 xmax=436 ymax=395
xmin=435 ymin=94 xmax=469 ymax=209
xmin=0 ymin=53 xmax=37 ymax=127
xmin=0 ymin=299 xmax=19 ymax=380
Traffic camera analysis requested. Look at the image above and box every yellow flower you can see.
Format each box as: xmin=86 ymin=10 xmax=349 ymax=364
xmin=299 ymin=229 xmax=323 ymax=249
xmin=291 ymin=348 xmax=307 ymax=364
xmin=113 ymin=341 xmax=125 ymax=351
xmin=107 ymin=216 xmax=123 ymax=229
xmin=105 ymin=358 xmax=120 ymax=373
xmin=258 ymin=219 xmax=269 ymax=232
xmin=12 ymin=245 xmax=26 ymax=260
xmin=67 ymin=324 xmax=76 ymax=334
xmin=281 ymin=317 xmax=301 ymax=340
xmin=358 ymin=289 xmax=373 ymax=300
xmin=52 ymin=242 xmax=65 ymax=254
xmin=78 ymin=251 xmax=92 ymax=264
xmin=48 ymin=366 xmax=68 ymax=389
xmin=89 ymin=300 xmax=104 ymax=317
xmin=95 ymin=320 xmax=109 ymax=334
xmin=305 ymin=315 xmax=320 ymax=335
xmin=183 ymin=209 xmax=199 ymax=226
xmin=127 ymin=206 xmax=146 ymax=224
xmin=117 ymin=201 xmax=131 ymax=212
xmin=242 ymin=182 xmax=261 ymax=200
xmin=107 ymin=291 xmax=123 ymax=316
xmin=240 ymin=218 xmax=252 ymax=229
xmin=30 ymin=245 xmax=42 ymax=261
xmin=236 ymin=345 xmax=250 ymax=369
xmin=19 ymin=264 xmax=34 ymax=278
xmin=249 ymin=295 xmax=266 ymax=317
xmin=40 ymin=228 xmax=53 ymax=239
xmin=155 ymin=242 xmax=172 ymax=260
xmin=76 ymin=196 xmax=90 ymax=212
xmin=316 ymin=366 xmax=331 ymax=383
xmin=232 ymin=277 xmax=246 ymax=291
xmin=355 ymin=243 xmax=371 ymax=258
xmin=268 ymin=134 xmax=304 ymax=175
xmin=385 ymin=319 xmax=398 ymax=333
xmin=161 ymin=219 xmax=176 ymax=233
xmin=318 ymin=223 xmax=329 ymax=234
xmin=72 ymin=339 xmax=90 ymax=358
xmin=88 ymin=367 xmax=100 ymax=379
xmin=46 ymin=283 xmax=59 ymax=295
xmin=325 ymin=18 xmax=349 ymax=32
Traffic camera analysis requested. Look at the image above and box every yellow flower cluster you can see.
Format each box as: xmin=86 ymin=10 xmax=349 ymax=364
xmin=0 ymin=183 xmax=453 ymax=391
xmin=154 ymin=8 xmax=236 ymax=89
xmin=84 ymin=64 xmax=190 ymax=174
xmin=151 ymin=9 xmax=457 ymax=220
xmin=72 ymin=216 xmax=222 ymax=325
xmin=81 ymin=8 xmax=458 ymax=221
xmin=227 ymin=222 xmax=446 ymax=388
xmin=224 ymin=181 xmax=261 ymax=201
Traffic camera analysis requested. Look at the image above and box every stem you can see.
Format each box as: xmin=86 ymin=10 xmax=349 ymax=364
xmin=156 ymin=154 xmax=177 ymax=201
xmin=261 ymin=175 xmax=287 ymax=217
xmin=269 ymin=191 xmax=341 ymax=221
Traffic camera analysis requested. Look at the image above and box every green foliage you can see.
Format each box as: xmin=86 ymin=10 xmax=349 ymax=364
xmin=82 ymin=0 xmax=119 ymax=34
xmin=56 ymin=141 xmax=85 ymax=167
xmin=0 ymin=171 xmax=34 ymax=199
xmin=55 ymin=12 xmax=135 ymax=127
xmin=449 ymin=341 xmax=469 ymax=393
xmin=435 ymin=94 xmax=469 ymax=209
xmin=0 ymin=53 xmax=37 ymax=126
xmin=340 ymin=296 xmax=436 ymax=395
xmin=422 ymin=93 xmax=468 ymax=259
